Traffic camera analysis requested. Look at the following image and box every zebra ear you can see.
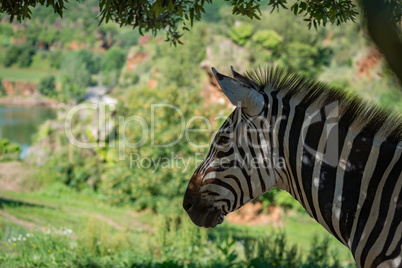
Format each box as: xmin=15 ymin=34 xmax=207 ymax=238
xmin=212 ymin=67 xmax=264 ymax=116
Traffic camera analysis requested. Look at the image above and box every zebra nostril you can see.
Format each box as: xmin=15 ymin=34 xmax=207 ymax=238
xmin=183 ymin=200 xmax=193 ymax=212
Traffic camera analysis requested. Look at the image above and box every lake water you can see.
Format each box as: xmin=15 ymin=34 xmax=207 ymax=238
xmin=0 ymin=105 xmax=57 ymax=158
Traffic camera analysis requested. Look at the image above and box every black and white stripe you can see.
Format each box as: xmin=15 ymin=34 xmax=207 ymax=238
xmin=183 ymin=66 xmax=401 ymax=268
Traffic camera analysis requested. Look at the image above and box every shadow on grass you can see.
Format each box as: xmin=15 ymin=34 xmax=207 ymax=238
xmin=0 ymin=197 xmax=51 ymax=210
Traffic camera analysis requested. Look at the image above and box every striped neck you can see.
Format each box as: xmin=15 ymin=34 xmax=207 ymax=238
xmin=266 ymin=88 xmax=402 ymax=265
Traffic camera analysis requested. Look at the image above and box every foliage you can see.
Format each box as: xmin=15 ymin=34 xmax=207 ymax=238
xmin=100 ymin=84 xmax=217 ymax=210
xmin=244 ymin=232 xmax=301 ymax=267
xmin=258 ymin=188 xmax=305 ymax=213
xmin=3 ymin=0 xmax=396 ymax=45
xmin=3 ymin=44 xmax=36 ymax=68
xmin=101 ymin=48 xmax=126 ymax=74
xmin=0 ymin=138 xmax=22 ymax=161
xmin=0 ymin=24 xmax=13 ymax=47
xmin=289 ymin=0 xmax=358 ymax=29
xmin=59 ymin=50 xmax=99 ymax=102
xmin=306 ymin=236 xmax=340 ymax=267
xmin=38 ymin=75 xmax=57 ymax=97
xmin=378 ymin=75 xmax=402 ymax=111
xmin=60 ymin=75 xmax=87 ymax=103
xmin=48 ymin=51 xmax=64 ymax=69
xmin=75 ymin=50 xmax=101 ymax=75
xmin=279 ymin=42 xmax=320 ymax=78
xmin=113 ymin=28 xmax=141 ymax=50
xmin=17 ymin=46 xmax=36 ymax=67
xmin=230 ymin=23 xmax=253 ymax=46
xmin=155 ymin=22 xmax=207 ymax=89
xmin=0 ymin=78 xmax=6 ymax=96
xmin=0 ymin=209 xmax=349 ymax=267
xmin=0 ymin=23 xmax=13 ymax=37
xmin=252 ymin=29 xmax=283 ymax=51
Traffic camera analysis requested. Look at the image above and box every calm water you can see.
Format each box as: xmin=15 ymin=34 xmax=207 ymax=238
xmin=0 ymin=105 xmax=56 ymax=158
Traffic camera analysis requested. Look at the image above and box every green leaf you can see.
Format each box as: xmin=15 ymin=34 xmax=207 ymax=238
xmin=292 ymin=4 xmax=298 ymax=15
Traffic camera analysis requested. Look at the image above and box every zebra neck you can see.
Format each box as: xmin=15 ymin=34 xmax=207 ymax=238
xmin=266 ymin=90 xmax=402 ymax=258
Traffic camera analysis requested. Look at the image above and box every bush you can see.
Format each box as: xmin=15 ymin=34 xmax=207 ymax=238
xmin=280 ymin=42 xmax=319 ymax=77
xmin=230 ymin=23 xmax=253 ymax=46
xmin=379 ymin=84 xmax=402 ymax=112
xmin=3 ymin=45 xmax=36 ymax=68
xmin=3 ymin=46 xmax=21 ymax=67
xmin=60 ymin=50 xmax=98 ymax=101
xmin=0 ymin=78 xmax=6 ymax=96
xmin=252 ymin=30 xmax=283 ymax=51
xmin=76 ymin=50 xmax=100 ymax=75
xmin=17 ymin=46 xmax=36 ymax=68
xmin=0 ymin=24 xmax=13 ymax=37
xmin=49 ymin=51 xmax=64 ymax=69
xmin=38 ymin=75 xmax=57 ymax=97
xmin=100 ymin=85 xmax=217 ymax=210
xmin=258 ymin=188 xmax=305 ymax=213
xmin=101 ymin=48 xmax=126 ymax=74
xmin=0 ymin=138 xmax=22 ymax=161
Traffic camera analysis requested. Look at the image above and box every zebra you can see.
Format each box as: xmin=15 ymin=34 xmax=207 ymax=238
xmin=183 ymin=66 xmax=402 ymax=268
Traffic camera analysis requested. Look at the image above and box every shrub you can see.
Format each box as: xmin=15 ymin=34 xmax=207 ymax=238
xmin=4 ymin=44 xmax=36 ymax=68
xmin=38 ymin=75 xmax=57 ymax=97
xmin=230 ymin=23 xmax=253 ymax=46
xmin=101 ymin=48 xmax=126 ymax=74
xmin=0 ymin=24 xmax=13 ymax=37
xmin=76 ymin=50 xmax=100 ymax=75
xmin=100 ymin=85 xmax=218 ymax=210
xmin=49 ymin=50 xmax=64 ymax=69
xmin=280 ymin=42 xmax=319 ymax=77
xmin=258 ymin=188 xmax=304 ymax=213
xmin=17 ymin=45 xmax=36 ymax=68
xmin=252 ymin=30 xmax=283 ymax=51
xmin=60 ymin=50 xmax=98 ymax=101
xmin=3 ymin=46 xmax=21 ymax=67
xmin=0 ymin=138 xmax=22 ymax=161
xmin=0 ymin=78 xmax=6 ymax=96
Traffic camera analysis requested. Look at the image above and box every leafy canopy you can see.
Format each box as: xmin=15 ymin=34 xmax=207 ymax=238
xmin=1 ymin=0 xmax=400 ymax=45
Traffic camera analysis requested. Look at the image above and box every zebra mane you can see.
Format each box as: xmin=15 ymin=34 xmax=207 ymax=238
xmin=243 ymin=66 xmax=402 ymax=144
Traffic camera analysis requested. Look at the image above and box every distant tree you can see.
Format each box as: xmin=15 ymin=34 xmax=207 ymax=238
xmin=101 ymin=48 xmax=126 ymax=74
xmin=230 ymin=23 xmax=253 ymax=46
xmin=17 ymin=45 xmax=36 ymax=67
xmin=252 ymin=30 xmax=283 ymax=51
xmin=76 ymin=50 xmax=101 ymax=75
xmin=0 ymin=24 xmax=13 ymax=37
xmin=0 ymin=78 xmax=6 ymax=96
xmin=0 ymin=0 xmax=401 ymax=82
xmin=0 ymin=138 xmax=22 ymax=161
xmin=38 ymin=75 xmax=57 ymax=97
xmin=280 ymin=42 xmax=319 ymax=78
xmin=3 ymin=46 xmax=21 ymax=67
xmin=0 ymin=1 xmax=399 ymax=43
xmin=4 ymin=44 xmax=36 ymax=68
xmin=60 ymin=50 xmax=97 ymax=102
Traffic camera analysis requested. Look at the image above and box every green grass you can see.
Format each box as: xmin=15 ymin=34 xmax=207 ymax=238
xmin=214 ymin=213 xmax=355 ymax=266
xmin=0 ymin=187 xmax=357 ymax=267
xmin=0 ymin=66 xmax=61 ymax=83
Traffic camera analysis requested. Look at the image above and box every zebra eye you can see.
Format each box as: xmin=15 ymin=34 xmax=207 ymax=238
xmin=216 ymin=135 xmax=230 ymax=146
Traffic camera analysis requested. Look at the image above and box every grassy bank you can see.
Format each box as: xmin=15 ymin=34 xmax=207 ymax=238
xmin=0 ymin=184 xmax=356 ymax=267
xmin=0 ymin=66 xmax=61 ymax=83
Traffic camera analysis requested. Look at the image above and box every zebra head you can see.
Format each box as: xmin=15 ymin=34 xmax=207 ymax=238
xmin=183 ymin=67 xmax=281 ymax=228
